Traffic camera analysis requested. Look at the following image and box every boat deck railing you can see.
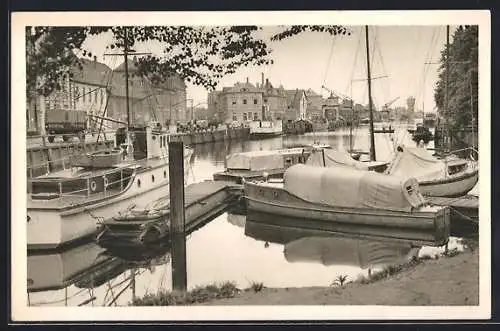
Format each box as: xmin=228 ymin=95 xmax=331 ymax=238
xmin=27 ymin=155 xmax=74 ymax=179
xmin=28 ymin=167 xmax=134 ymax=200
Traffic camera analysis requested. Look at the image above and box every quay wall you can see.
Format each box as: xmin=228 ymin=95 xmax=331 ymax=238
xmin=168 ymin=127 xmax=250 ymax=145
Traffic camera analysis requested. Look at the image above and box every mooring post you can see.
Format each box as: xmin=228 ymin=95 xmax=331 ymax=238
xmin=168 ymin=141 xmax=187 ymax=292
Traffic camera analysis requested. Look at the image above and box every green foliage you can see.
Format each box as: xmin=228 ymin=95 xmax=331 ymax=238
xmin=330 ymin=274 xmax=349 ymax=287
xmin=26 ymin=25 xmax=350 ymax=100
xmin=434 ymin=25 xmax=478 ymax=131
xmin=249 ymin=281 xmax=265 ymax=293
xmin=131 ymin=281 xmax=239 ymax=306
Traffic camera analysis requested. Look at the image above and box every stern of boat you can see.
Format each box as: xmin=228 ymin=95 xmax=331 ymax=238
xmin=434 ymin=206 xmax=451 ymax=246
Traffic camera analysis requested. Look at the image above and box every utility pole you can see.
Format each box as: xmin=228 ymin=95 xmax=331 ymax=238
xmin=365 ymin=25 xmax=376 ymax=162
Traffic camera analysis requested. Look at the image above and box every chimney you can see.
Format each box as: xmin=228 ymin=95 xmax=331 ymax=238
xmin=261 ymin=73 xmax=264 ymax=87
xmin=93 ymin=55 xmax=97 ymax=68
xmin=246 ymin=77 xmax=249 ymax=84
xmin=265 ymin=78 xmax=269 ymax=87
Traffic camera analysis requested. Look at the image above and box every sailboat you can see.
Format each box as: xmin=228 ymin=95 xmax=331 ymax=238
xmin=239 ymin=28 xmax=451 ymax=246
xmin=27 ymin=28 xmax=194 ymax=250
xmin=386 ymin=26 xmax=479 ymax=198
xmin=303 ymin=27 xmax=391 ymax=173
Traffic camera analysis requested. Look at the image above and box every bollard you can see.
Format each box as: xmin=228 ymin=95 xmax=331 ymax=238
xmin=168 ymin=141 xmax=187 ymax=292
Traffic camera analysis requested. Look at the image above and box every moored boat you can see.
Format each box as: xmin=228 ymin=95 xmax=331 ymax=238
xmin=95 ymin=180 xmax=237 ymax=249
xmin=213 ymin=147 xmax=309 ymax=183
xmin=244 ymin=164 xmax=450 ymax=246
xmin=27 ymin=123 xmax=194 ymax=250
xmin=249 ymin=120 xmax=283 ymax=140
xmin=385 ymin=145 xmax=479 ymax=197
xmin=305 ymin=147 xmax=389 ymax=173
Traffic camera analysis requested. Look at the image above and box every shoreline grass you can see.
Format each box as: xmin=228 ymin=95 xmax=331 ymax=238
xmin=131 ymin=239 xmax=478 ymax=306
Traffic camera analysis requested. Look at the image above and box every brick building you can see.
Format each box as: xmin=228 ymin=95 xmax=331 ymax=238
xmin=107 ymin=58 xmax=187 ymax=127
xmin=207 ymin=74 xmax=287 ymax=124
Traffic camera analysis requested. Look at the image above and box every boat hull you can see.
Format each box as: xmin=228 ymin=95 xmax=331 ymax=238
xmin=27 ymin=170 xmax=171 ymax=250
xmin=249 ymin=132 xmax=284 ymax=140
xmin=419 ymin=169 xmax=479 ymax=198
xmin=244 ymin=182 xmax=450 ymax=246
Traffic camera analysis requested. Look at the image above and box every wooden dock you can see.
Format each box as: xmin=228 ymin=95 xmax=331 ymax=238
xmin=96 ymin=180 xmax=243 ymax=250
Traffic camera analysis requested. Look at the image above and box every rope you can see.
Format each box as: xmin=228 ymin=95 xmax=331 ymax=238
xmin=449 ymin=206 xmax=479 ymax=225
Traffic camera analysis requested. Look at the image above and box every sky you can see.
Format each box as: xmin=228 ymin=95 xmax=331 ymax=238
xmin=80 ymin=25 xmax=454 ymax=112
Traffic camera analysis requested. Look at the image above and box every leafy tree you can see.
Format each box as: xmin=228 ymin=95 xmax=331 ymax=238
xmin=26 ymin=25 xmax=350 ymax=100
xmin=434 ymin=26 xmax=478 ymax=132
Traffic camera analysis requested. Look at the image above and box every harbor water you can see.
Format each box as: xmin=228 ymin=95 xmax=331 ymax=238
xmin=27 ymin=124 xmax=472 ymax=306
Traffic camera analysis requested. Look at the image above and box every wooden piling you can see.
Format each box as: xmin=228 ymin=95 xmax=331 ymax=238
xmin=168 ymin=141 xmax=187 ymax=292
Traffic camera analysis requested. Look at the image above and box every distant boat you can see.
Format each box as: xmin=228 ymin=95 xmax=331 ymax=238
xmin=249 ymin=120 xmax=283 ymax=140
xmin=243 ymin=164 xmax=451 ymax=247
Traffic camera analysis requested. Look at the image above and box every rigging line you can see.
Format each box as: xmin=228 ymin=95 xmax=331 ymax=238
xmin=345 ymin=28 xmax=362 ymax=96
xmin=411 ymin=30 xmax=436 ymax=103
xmin=417 ymin=27 xmax=442 ymax=108
xmin=322 ymin=36 xmax=337 ymax=86
xmin=414 ymin=27 xmax=440 ymax=103
xmin=373 ymin=27 xmax=390 ymax=104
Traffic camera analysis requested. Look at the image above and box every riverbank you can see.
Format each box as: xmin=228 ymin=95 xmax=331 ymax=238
xmin=132 ymin=242 xmax=479 ymax=306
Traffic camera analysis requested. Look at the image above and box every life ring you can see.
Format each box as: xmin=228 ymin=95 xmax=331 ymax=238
xmin=103 ymin=177 xmax=109 ymax=188
xmin=90 ymin=180 xmax=97 ymax=192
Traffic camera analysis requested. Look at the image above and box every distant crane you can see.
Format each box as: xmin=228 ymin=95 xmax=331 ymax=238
xmin=381 ymin=96 xmax=400 ymax=111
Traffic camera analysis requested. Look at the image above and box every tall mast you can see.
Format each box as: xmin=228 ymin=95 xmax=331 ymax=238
xmin=445 ymin=25 xmax=450 ymax=149
xmin=123 ymin=27 xmax=131 ymax=130
xmin=365 ymin=25 xmax=376 ymax=161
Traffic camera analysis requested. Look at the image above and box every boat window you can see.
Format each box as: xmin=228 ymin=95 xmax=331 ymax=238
xmin=152 ymin=175 xmax=155 ymax=183
xmin=164 ymin=170 xmax=167 ymax=178
xmin=137 ymin=179 xmax=141 ymax=188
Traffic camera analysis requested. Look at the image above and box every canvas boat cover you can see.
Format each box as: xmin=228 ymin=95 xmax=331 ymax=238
xmin=385 ymin=146 xmax=447 ymax=182
xmin=283 ymin=164 xmax=425 ymax=212
xmin=306 ymin=148 xmax=371 ymax=170
xmin=226 ymin=148 xmax=304 ymax=171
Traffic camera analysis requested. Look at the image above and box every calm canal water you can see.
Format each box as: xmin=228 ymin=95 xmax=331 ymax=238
xmin=27 ymin=124 xmax=467 ymax=307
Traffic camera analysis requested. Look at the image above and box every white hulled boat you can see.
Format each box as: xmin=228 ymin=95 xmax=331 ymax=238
xmin=27 ymin=28 xmax=194 ymax=250
xmin=249 ymin=120 xmax=283 ymax=139
xmin=385 ymin=145 xmax=478 ymax=197
xmin=27 ymin=123 xmax=193 ymax=249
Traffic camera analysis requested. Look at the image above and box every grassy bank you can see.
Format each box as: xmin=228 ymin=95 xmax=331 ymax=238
xmin=131 ymin=239 xmax=479 ymax=306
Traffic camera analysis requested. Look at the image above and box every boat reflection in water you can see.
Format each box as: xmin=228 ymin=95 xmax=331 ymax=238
xmin=27 ymin=240 xmax=171 ymax=307
xmin=243 ymin=216 xmax=422 ymax=273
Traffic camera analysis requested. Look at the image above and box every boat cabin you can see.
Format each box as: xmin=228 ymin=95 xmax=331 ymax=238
xmin=29 ymin=122 xmax=171 ymax=201
xmin=115 ymin=122 xmax=170 ymax=161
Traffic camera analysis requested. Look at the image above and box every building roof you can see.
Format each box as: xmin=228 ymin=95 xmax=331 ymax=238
xmin=114 ymin=59 xmax=187 ymax=91
xmin=70 ymin=57 xmax=112 ymax=87
xmin=284 ymin=89 xmax=306 ymax=108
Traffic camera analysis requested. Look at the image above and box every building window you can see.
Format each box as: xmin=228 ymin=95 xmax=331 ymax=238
xmin=243 ymin=99 xmax=247 ymax=105
xmin=254 ymin=99 xmax=258 ymax=104
xmin=233 ymin=114 xmax=237 ymax=121
xmin=137 ymin=179 xmax=141 ymax=188
xmin=248 ymin=112 xmax=252 ymax=119
xmin=164 ymin=170 xmax=167 ymax=178
xmin=264 ymin=99 xmax=268 ymax=103
xmin=232 ymin=100 xmax=236 ymax=105
xmin=152 ymin=175 xmax=155 ymax=183
xmin=254 ymin=112 xmax=258 ymax=120
xmin=243 ymin=113 xmax=247 ymax=121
